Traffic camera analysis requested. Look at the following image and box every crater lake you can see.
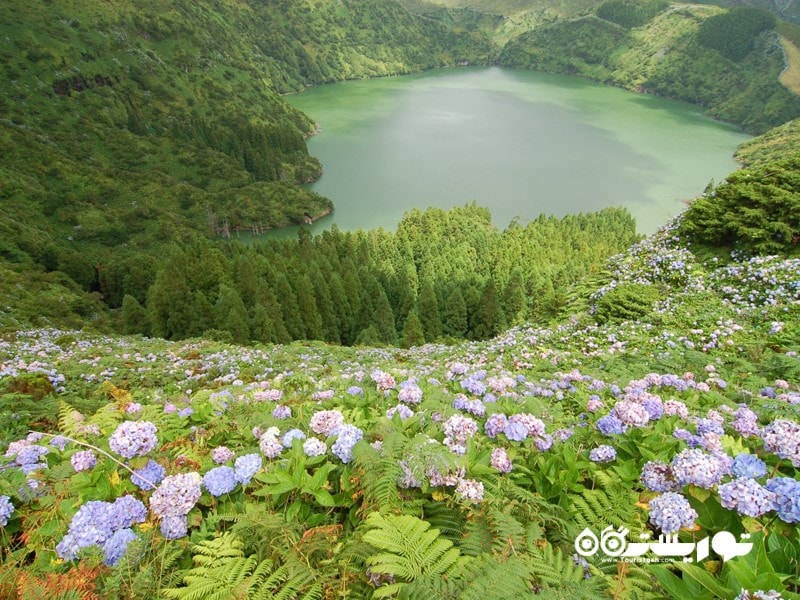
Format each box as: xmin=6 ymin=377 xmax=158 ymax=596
xmin=278 ymin=66 xmax=750 ymax=236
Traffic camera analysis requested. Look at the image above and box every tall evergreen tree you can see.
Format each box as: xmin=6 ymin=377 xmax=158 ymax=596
xmin=293 ymin=273 xmax=323 ymax=340
xmin=471 ymin=278 xmax=506 ymax=340
xmin=311 ymin=268 xmax=340 ymax=343
xmin=502 ymin=269 xmax=528 ymax=327
xmin=441 ymin=284 xmax=467 ymax=338
xmin=417 ymin=279 xmax=442 ymax=342
xmin=273 ymin=274 xmax=305 ymax=340
xmin=215 ymin=284 xmax=250 ymax=344
xmin=401 ymin=310 xmax=425 ymax=348
xmin=121 ymin=294 xmax=149 ymax=336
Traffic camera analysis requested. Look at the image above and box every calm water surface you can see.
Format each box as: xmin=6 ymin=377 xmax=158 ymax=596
xmin=276 ymin=67 xmax=750 ymax=236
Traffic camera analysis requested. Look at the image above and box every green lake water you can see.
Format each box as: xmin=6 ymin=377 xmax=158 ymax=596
xmin=276 ymin=66 xmax=750 ymax=236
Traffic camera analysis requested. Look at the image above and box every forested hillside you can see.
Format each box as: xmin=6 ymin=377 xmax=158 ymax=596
xmin=0 ymin=0 xmax=491 ymax=322
xmin=498 ymin=1 xmax=800 ymax=134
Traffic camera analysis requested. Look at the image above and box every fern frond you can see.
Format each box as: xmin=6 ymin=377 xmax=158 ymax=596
xmin=528 ymin=542 xmax=586 ymax=588
xmin=363 ymin=512 xmax=466 ymax=589
xmin=351 ymin=432 xmax=405 ymax=514
xmin=421 ymin=501 xmax=466 ymax=545
xmin=570 ymin=476 xmax=639 ymax=532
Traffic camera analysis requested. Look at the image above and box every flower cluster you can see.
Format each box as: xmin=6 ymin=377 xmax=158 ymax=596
xmin=259 ymin=430 xmax=283 ymax=459
xmin=398 ymin=383 xmax=423 ymax=404
xmin=203 ymin=466 xmax=237 ymax=497
xmin=0 ymin=496 xmax=14 ymax=526
xmin=108 ymin=421 xmax=158 ymax=459
xmin=761 ymin=420 xmax=800 ymax=467
xmin=640 ymin=461 xmax=680 ymax=493
xmin=386 ymin=404 xmax=414 ymax=420
xmin=443 ymin=415 xmax=478 ymax=454
xmin=490 ymin=448 xmax=512 ymax=473
xmin=234 ymin=454 xmax=262 ymax=485
xmin=731 ymin=454 xmax=767 ymax=479
xmin=272 ymin=405 xmax=291 ymax=419
xmin=282 ymin=428 xmax=307 ymax=448
xmin=589 ymin=445 xmax=617 ymax=463
xmin=70 ymin=450 xmax=97 ymax=472
xmin=149 ymin=472 xmax=202 ymax=539
xmin=455 ymin=479 xmax=484 ymax=504
xmin=371 ymin=369 xmax=396 ymax=391
xmin=211 ymin=446 xmax=235 ymax=464
xmin=718 ymin=478 xmax=775 ymax=517
xmin=648 ymin=492 xmax=698 ymax=534
xmin=56 ymin=495 xmax=146 ymax=565
xmin=131 ymin=459 xmax=166 ymax=491
xmin=670 ymin=449 xmax=729 ymax=488
xmin=309 ymin=410 xmax=344 ymax=436
xmin=303 ymin=438 xmax=327 ymax=457
xmin=331 ymin=424 xmax=363 ymax=463
xmin=765 ymin=478 xmax=800 ymax=523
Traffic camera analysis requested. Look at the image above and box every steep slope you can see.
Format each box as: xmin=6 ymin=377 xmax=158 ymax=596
xmin=0 ymin=0 xmax=491 ymax=306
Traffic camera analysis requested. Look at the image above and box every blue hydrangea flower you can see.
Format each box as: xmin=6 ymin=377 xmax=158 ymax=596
xmin=761 ymin=420 xmax=800 ymax=467
xmin=282 ymin=428 xmax=307 ymax=448
xmin=535 ymin=434 xmax=553 ymax=451
xmin=718 ymin=478 xmax=775 ymax=517
xmin=203 ymin=466 xmax=237 ymax=497
xmin=590 ymin=445 xmax=617 ymax=463
xmin=49 ymin=435 xmax=69 ymax=451
xmin=331 ymin=424 xmax=363 ymax=463
xmin=131 ymin=459 xmax=165 ymax=491
xmin=108 ymin=421 xmax=158 ymax=459
xmin=0 ymin=496 xmax=14 ymax=526
xmin=765 ymin=477 xmax=800 ymax=523
xmin=696 ymin=418 xmax=724 ymax=436
xmin=272 ymin=405 xmax=291 ymax=419
xmin=596 ymin=414 xmax=626 ymax=436
xmin=386 ymin=404 xmax=414 ymax=420
xmin=648 ymin=492 xmax=698 ymax=534
xmin=110 ymin=495 xmax=147 ymax=530
xmin=102 ymin=528 xmax=138 ymax=566
xmin=731 ymin=454 xmax=768 ymax=479
xmin=503 ymin=421 xmax=528 ymax=442
xmin=234 ymin=454 xmax=262 ymax=485
xmin=347 ymin=386 xmax=363 ymax=396
xmin=15 ymin=445 xmax=48 ymax=466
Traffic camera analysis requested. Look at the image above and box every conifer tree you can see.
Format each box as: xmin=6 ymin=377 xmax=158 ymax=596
xmin=121 ymin=294 xmax=149 ymax=336
xmin=311 ymin=268 xmax=340 ymax=343
xmin=374 ymin=284 xmax=397 ymax=346
xmin=417 ymin=279 xmax=442 ymax=342
xmin=471 ymin=278 xmax=506 ymax=340
xmin=401 ymin=310 xmax=425 ymax=348
xmin=215 ymin=284 xmax=250 ymax=344
xmin=273 ymin=274 xmax=305 ymax=340
xmin=502 ymin=269 xmax=528 ymax=326
xmin=441 ymin=284 xmax=467 ymax=338
xmin=293 ymin=273 xmax=323 ymax=340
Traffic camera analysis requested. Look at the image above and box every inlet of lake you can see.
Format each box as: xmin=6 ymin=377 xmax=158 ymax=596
xmin=274 ymin=66 xmax=750 ymax=237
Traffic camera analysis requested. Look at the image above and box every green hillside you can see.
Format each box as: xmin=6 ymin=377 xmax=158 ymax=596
xmin=0 ymin=0 xmax=491 ymax=310
xmin=498 ymin=2 xmax=800 ymax=134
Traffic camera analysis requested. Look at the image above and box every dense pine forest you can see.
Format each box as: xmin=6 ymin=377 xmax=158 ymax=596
xmin=2 ymin=0 xmax=800 ymax=598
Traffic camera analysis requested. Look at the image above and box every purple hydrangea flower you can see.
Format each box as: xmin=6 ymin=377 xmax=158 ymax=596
xmin=490 ymin=448 xmax=512 ymax=473
xmin=648 ymin=492 xmax=698 ymax=534
xmin=613 ymin=400 xmax=650 ymax=428
xmin=347 ymin=386 xmax=364 ymax=396
xmin=696 ymin=418 xmax=725 ymax=436
xmin=110 ymin=495 xmax=147 ymax=530
xmin=484 ymin=413 xmax=508 ymax=438
xmin=70 ymin=450 xmax=97 ymax=472
xmin=386 ymin=404 xmax=414 ymax=420
xmin=398 ymin=384 xmax=423 ymax=405
xmin=671 ymin=449 xmax=729 ymax=489
xmin=131 ymin=459 xmax=165 ymax=491
xmin=640 ymin=461 xmax=681 ymax=493
xmin=765 ymin=477 xmax=800 ymax=523
xmin=149 ymin=472 xmax=202 ymax=518
xmin=504 ymin=421 xmax=528 ymax=442
xmin=509 ymin=413 xmax=546 ymax=438
xmin=761 ymin=420 xmax=800 ymax=467
xmin=589 ymin=445 xmax=616 ymax=463
xmin=259 ymin=433 xmax=283 ymax=459
xmin=309 ymin=410 xmax=344 ymax=436
xmin=731 ymin=454 xmax=768 ymax=479
xmin=234 ymin=454 xmax=262 ymax=485
xmin=272 ymin=405 xmax=291 ymax=419
xmin=160 ymin=514 xmax=188 ymax=540
xmin=15 ymin=445 xmax=48 ymax=466
xmin=535 ymin=434 xmax=553 ymax=451
xmin=203 ymin=466 xmax=237 ymax=497
xmin=49 ymin=435 xmax=69 ymax=451
xmin=108 ymin=421 xmax=158 ymax=459
xmin=718 ymin=478 xmax=775 ymax=517
xmin=211 ymin=446 xmax=235 ymax=464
